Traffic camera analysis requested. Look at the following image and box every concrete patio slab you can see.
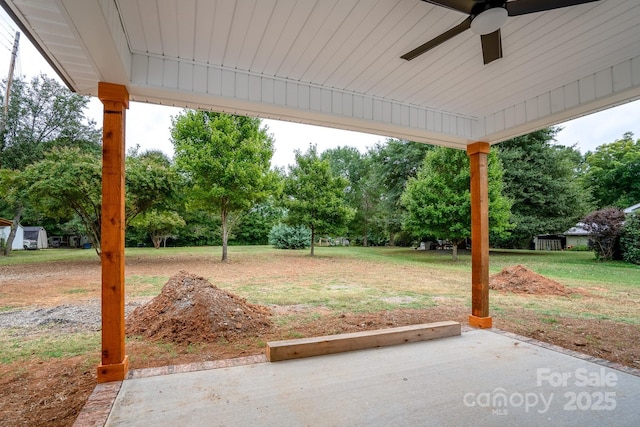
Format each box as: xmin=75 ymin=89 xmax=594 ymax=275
xmin=80 ymin=329 xmax=640 ymax=426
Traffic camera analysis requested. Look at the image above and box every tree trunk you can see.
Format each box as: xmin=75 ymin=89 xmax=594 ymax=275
xmin=221 ymin=208 xmax=228 ymax=262
xmin=76 ymin=214 xmax=101 ymax=257
xmin=363 ymin=221 xmax=368 ymax=247
xmin=310 ymin=227 xmax=315 ymax=256
xmin=389 ymin=231 xmax=395 ymax=247
xmin=3 ymin=207 xmax=23 ymax=256
xmin=452 ymin=243 xmax=458 ymax=261
xmin=151 ymin=235 xmax=161 ymax=249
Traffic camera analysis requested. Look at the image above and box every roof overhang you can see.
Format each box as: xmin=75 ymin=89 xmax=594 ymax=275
xmin=2 ymin=0 xmax=640 ymax=149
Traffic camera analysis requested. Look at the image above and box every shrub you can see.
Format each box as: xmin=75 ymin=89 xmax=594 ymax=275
xmin=268 ymin=224 xmax=311 ymax=249
xmin=621 ymin=213 xmax=640 ymax=265
xmin=582 ymin=207 xmax=625 ymax=261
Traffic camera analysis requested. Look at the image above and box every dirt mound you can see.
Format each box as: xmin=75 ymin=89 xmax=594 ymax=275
xmin=489 ymin=265 xmax=571 ymax=296
xmin=126 ymin=271 xmax=271 ymax=343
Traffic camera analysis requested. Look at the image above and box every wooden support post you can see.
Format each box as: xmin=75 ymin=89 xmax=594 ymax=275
xmin=467 ymin=142 xmax=492 ymax=329
xmin=97 ymin=82 xmax=129 ymax=382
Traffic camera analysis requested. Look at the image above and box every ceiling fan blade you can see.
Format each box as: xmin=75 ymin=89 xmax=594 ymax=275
xmin=506 ymin=0 xmax=601 ymax=17
xmin=401 ymin=17 xmax=471 ymax=61
xmin=481 ymin=29 xmax=502 ymax=65
xmin=420 ymin=0 xmax=475 ymax=15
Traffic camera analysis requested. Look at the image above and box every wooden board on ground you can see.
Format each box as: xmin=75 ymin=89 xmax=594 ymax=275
xmin=266 ymin=321 xmax=461 ymax=362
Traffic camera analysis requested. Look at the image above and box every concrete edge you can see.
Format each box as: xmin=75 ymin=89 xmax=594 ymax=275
xmin=490 ymin=328 xmax=640 ymax=377
xmin=127 ymin=354 xmax=268 ymax=379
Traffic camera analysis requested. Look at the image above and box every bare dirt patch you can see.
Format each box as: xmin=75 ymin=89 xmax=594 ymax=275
xmin=490 ymin=264 xmax=572 ymax=296
xmin=0 ymin=356 xmax=96 ymax=427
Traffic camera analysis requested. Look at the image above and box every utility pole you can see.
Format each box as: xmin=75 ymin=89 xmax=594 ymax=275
xmin=2 ymin=31 xmax=20 ymax=133
xmin=1 ymin=31 xmax=20 ymax=256
xmin=4 ymin=31 xmax=20 ymax=115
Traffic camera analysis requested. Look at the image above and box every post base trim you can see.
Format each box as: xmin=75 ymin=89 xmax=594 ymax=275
xmin=97 ymin=355 xmax=129 ymax=383
xmin=469 ymin=315 xmax=492 ymax=329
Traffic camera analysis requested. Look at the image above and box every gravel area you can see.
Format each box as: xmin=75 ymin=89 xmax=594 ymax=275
xmin=0 ymin=301 xmax=143 ymax=335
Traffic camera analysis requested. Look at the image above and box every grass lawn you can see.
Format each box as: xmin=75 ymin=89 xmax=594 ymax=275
xmin=2 ymin=245 xmax=638 ymax=325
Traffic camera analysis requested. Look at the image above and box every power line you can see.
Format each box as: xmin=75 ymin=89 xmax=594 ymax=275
xmin=0 ymin=19 xmax=13 ymax=33
xmin=0 ymin=12 xmax=17 ymax=34
xmin=0 ymin=34 xmax=11 ymax=50
xmin=0 ymin=27 xmax=15 ymax=49
xmin=0 ymin=23 xmax=12 ymax=36
xmin=0 ymin=40 xmax=11 ymax=53
xmin=0 ymin=39 xmax=12 ymax=52
xmin=0 ymin=28 xmax=14 ymax=45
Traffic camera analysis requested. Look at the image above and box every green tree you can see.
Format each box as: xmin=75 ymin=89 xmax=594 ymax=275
xmin=1 ymin=75 xmax=100 ymax=169
xmin=284 ymin=144 xmax=355 ymax=256
xmin=368 ymin=139 xmax=432 ymax=245
xmin=23 ymin=148 xmax=102 ymax=254
xmin=171 ymin=110 xmax=277 ymax=261
xmin=496 ymin=128 xmax=591 ymax=248
xmin=23 ymin=147 xmax=181 ymax=255
xmin=232 ymin=198 xmax=285 ymax=245
xmin=621 ymin=213 xmax=640 ymax=265
xmin=583 ymin=132 xmax=640 ymax=209
xmin=321 ymin=147 xmax=383 ymax=246
xmin=169 ymin=209 xmax=221 ymax=247
xmin=0 ymin=75 xmax=100 ymax=255
xmin=402 ymin=147 xmax=512 ymax=260
xmin=131 ymin=210 xmax=185 ymax=248
xmin=125 ymin=148 xmax=182 ymax=224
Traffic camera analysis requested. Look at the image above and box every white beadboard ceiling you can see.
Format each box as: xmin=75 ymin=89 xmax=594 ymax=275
xmin=2 ymin=0 xmax=640 ymax=149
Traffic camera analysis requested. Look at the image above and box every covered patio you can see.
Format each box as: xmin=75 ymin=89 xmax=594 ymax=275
xmin=2 ymin=0 xmax=640 ymax=423
xmin=75 ymin=328 xmax=640 ymax=426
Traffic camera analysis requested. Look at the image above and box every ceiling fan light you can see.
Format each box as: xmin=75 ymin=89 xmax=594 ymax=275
xmin=470 ymin=8 xmax=508 ymax=35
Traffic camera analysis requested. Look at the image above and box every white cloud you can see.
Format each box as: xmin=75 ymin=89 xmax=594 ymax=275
xmin=262 ymin=120 xmax=385 ymax=169
xmin=552 ymin=101 xmax=640 ymax=152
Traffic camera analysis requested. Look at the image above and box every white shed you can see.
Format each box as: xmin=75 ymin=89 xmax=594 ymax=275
xmin=23 ymin=226 xmax=49 ymax=249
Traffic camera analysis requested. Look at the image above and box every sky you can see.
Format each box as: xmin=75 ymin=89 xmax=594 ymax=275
xmin=1 ymin=12 xmax=639 ymax=169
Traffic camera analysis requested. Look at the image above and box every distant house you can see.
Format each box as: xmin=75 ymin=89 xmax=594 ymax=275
xmin=564 ymin=224 xmax=592 ymax=248
xmin=23 ymin=226 xmax=49 ymax=249
xmin=562 ymin=202 xmax=640 ymax=249
xmin=0 ymin=217 xmax=25 ymax=250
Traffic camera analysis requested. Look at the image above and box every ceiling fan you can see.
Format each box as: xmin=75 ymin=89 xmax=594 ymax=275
xmin=401 ymin=0 xmax=601 ymax=65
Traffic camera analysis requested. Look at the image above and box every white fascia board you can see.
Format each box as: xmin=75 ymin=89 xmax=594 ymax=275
xmin=476 ymin=55 xmax=640 ymax=144
xmin=129 ymin=53 xmax=475 ymax=149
